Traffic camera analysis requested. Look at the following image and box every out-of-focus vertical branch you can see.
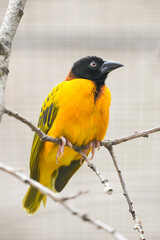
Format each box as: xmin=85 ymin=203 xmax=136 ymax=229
xmin=0 ymin=0 xmax=27 ymax=121
xmin=108 ymin=146 xmax=145 ymax=240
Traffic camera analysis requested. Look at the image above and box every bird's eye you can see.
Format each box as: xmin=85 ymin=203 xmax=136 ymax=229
xmin=90 ymin=61 xmax=97 ymax=68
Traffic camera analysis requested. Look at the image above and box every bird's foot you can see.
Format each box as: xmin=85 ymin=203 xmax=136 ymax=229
xmin=89 ymin=140 xmax=101 ymax=160
xmin=79 ymin=140 xmax=100 ymax=164
xmin=56 ymin=136 xmax=72 ymax=164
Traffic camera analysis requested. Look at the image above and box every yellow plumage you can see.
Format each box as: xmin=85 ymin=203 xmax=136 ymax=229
xmin=22 ymin=56 xmax=122 ymax=214
xmin=39 ymin=79 xmax=111 ymax=185
xmin=22 ymin=79 xmax=111 ymax=214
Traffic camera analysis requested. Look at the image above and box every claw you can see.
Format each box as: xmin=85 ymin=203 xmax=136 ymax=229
xmin=56 ymin=136 xmax=66 ymax=164
xmin=56 ymin=136 xmax=72 ymax=165
xmin=89 ymin=142 xmax=93 ymax=148
xmin=80 ymin=149 xmax=88 ymax=165
xmin=80 ymin=158 xmax=83 ymax=166
xmin=66 ymin=139 xmax=72 ymax=149
xmin=89 ymin=140 xmax=101 ymax=160
xmin=90 ymin=141 xmax=95 ymax=160
xmin=95 ymin=140 xmax=100 ymax=150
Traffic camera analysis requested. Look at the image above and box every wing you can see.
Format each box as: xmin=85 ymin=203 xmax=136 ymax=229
xmin=29 ymin=82 xmax=65 ymax=181
xmin=53 ymin=159 xmax=84 ymax=192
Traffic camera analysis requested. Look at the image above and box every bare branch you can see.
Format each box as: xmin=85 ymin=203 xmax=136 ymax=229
xmin=87 ymin=162 xmax=113 ymax=194
xmin=60 ymin=190 xmax=89 ymax=201
xmin=102 ymin=127 xmax=160 ymax=149
xmin=108 ymin=146 xmax=145 ymax=240
xmin=0 ymin=162 xmax=129 ymax=240
xmin=62 ymin=203 xmax=129 ymax=240
xmin=5 ymin=108 xmax=160 ymax=151
xmin=4 ymin=108 xmax=64 ymax=145
xmin=4 ymin=107 xmax=113 ymax=194
xmin=80 ymin=151 xmax=113 ymax=194
xmin=5 ymin=107 xmax=160 ymax=196
xmin=3 ymin=106 xmax=70 ymax=144
xmin=4 ymin=107 xmax=160 ymax=240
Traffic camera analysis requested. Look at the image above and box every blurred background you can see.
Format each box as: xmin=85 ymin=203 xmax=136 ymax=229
xmin=0 ymin=0 xmax=160 ymax=239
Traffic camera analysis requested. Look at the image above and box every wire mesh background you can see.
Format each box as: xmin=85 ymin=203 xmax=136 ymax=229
xmin=0 ymin=0 xmax=160 ymax=239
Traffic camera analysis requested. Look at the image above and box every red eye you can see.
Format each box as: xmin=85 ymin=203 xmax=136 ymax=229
xmin=90 ymin=61 xmax=97 ymax=68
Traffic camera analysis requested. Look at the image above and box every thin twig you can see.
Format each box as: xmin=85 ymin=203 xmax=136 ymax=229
xmin=4 ymin=108 xmax=61 ymax=144
xmin=80 ymin=151 xmax=113 ymax=194
xmin=5 ymin=108 xmax=160 ymax=151
xmin=62 ymin=203 xmax=129 ymax=240
xmin=0 ymin=162 xmax=129 ymax=240
xmin=108 ymin=146 xmax=145 ymax=240
xmin=61 ymin=190 xmax=89 ymax=201
xmin=101 ymin=127 xmax=160 ymax=149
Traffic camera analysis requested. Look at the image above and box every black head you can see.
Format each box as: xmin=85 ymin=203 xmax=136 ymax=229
xmin=71 ymin=56 xmax=123 ymax=87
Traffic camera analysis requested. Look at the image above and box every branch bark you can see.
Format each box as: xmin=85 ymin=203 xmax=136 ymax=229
xmin=108 ymin=147 xmax=145 ymax=240
xmin=101 ymin=127 xmax=160 ymax=148
xmin=0 ymin=162 xmax=128 ymax=240
xmin=5 ymin=108 xmax=160 ymax=151
xmin=0 ymin=0 xmax=27 ymax=120
xmin=4 ymin=107 xmax=113 ymax=194
xmin=80 ymin=150 xmax=113 ymax=194
xmin=4 ymin=107 xmax=160 ymax=240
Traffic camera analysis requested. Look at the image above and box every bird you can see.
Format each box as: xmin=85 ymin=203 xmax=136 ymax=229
xmin=22 ymin=56 xmax=123 ymax=214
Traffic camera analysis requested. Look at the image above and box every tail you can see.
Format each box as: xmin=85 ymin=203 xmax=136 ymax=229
xmin=22 ymin=186 xmax=47 ymax=215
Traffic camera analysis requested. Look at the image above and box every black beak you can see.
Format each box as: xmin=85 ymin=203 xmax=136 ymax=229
xmin=101 ymin=60 xmax=123 ymax=74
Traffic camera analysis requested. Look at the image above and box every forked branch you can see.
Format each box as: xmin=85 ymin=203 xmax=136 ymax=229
xmin=5 ymin=108 xmax=160 ymax=151
xmin=4 ymin=107 xmax=160 ymax=240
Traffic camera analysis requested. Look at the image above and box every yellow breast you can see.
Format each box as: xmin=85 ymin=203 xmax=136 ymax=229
xmin=39 ymin=78 xmax=111 ymax=175
xmin=48 ymin=78 xmax=111 ymax=146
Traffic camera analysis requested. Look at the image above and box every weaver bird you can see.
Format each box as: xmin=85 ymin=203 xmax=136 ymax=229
xmin=22 ymin=56 xmax=123 ymax=214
